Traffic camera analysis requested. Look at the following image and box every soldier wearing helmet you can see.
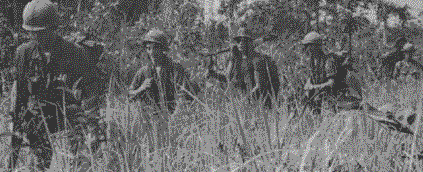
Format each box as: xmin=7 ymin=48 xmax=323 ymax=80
xmin=304 ymin=50 xmax=363 ymax=113
xmin=128 ymin=29 xmax=176 ymax=114
xmin=378 ymin=37 xmax=414 ymax=82
xmin=127 ymin=28 xmax=200 ymax=153
xmin=301 ymin=31 xmax=329 ymax=85
xmin=205 ymin=27 xmax=256 ymax=93
xmin=207 ymin=27 xmax=280 ymax=109
xmin=230 ymin=27 xmax=257 ymax=93
xmin=9 ymin=0 xmax=108 ymax=171
xmin=300 ymin=31 xmax=329 ymax=114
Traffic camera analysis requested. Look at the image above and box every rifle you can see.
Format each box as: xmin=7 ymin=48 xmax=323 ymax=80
xmin=198 ymin=47 xmax=231 ymax=70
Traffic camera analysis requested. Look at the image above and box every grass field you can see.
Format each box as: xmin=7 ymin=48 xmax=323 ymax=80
xmin=0 ymin=67 xmax=423 ymax=172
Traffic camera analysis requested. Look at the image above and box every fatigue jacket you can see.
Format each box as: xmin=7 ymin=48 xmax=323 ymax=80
xmin=130 ymin=56 xmax=201 ymax=114
xmin=305 ymin=44 xmax=328 ymax=85
xmin=378 ymin=50 xmax=409 ymax=81
xmin=252 ymin=51 xmax=280 ymax=100
xmin=325 ymin=53 xmax=362 ymax=100
xmin=13 ymin=38 xmax=104 ymax=121
xmin=229 ymin=46 xmax=256 ymax=92
xmin=130 ymin=59 xmax=176 ymax=114
xmin=172 ymin=62 xmax=201 ymax=100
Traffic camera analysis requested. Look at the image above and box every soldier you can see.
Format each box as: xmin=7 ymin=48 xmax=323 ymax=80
xmin=251 ymin=47 xmax=281 ymax=110
xmin=9 ymin=0 xmax=109 ymax=171
xmin=400 ymin=44 xmax=423 ymax=79
xmin=0 ymin=25 xmax=14 ymax=96
xmin=377 ymin=37 xmax=411 ymax=82
xmin=127 ymin=28 xmax=200 ymax=152
xmin=229 ymin=28 xmax=256 ymax=93
xmin=304 ymin=51 xmax=363 ymax=113
xmin=206 ymin=28 xmax=255 ymax=93
xmin=206 ymin=27 xmax=256 ymax=93
xmin=300 ymin=31 xmax=329 ymax=114
xmin=207 ymin=27 xmax=280 ymax=109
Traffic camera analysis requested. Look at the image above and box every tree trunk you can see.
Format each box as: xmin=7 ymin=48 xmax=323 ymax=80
xmin=349 ymin=31 xmax=352 ymax=60
xmin=382 ymin=21 xmax=387 ymax=46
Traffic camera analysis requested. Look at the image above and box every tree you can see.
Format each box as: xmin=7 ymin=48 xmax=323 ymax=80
xmin=218 ymin=0 xmax=244 ymax=19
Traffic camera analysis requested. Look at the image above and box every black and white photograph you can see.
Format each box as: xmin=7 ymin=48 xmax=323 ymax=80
xmin=0 ymin=0 xmax=423 ymax=171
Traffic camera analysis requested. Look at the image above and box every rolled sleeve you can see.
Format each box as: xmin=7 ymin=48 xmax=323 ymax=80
xmin=129 ymin=66 xmax=149 ymax=90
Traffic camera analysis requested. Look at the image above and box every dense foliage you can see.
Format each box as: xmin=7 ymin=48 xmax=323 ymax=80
xmin=0 ymin=0 xmax=422 ymax=89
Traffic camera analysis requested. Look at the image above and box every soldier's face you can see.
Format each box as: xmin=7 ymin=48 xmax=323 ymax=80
xmin=237 ymin=38 xmax=250 ymax=54
xmin=303 ymin=43 xmax=322 ymax=56
xmin=146 ymin=43 xmax=166 ymax=65
xmin=146 ymin=43 xmax=157 ymax=64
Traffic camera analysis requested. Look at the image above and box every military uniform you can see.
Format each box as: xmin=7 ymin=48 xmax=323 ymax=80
xmin=378 ymin=38 xmax=413 ymax=82
xmin=11 ymin=37 xmax=106 ymax=170
xmin=129 ymin=61 xmax=176 ymax=114
xmin=228 ymin=46 xmax=256 ymax=93
xmin=128 ymin=28 xmax=201 ymax=153
xmin=172 ymin=62 xmax=201 ymax=101
xmin=301 ymin=31 xmax=328 ymax=86
xmin=0 ymin=26 xmax=14 ymax=95
xmin=252 ymin=52 xmax=280 ymax=109
xmin=300 ymin=31 xmax=329 ymax=114
xmin=206 ymin=28 xmax=255 ymax=93
xmin=130 ymin=58 xmax=200 ymax=107
xmin=322 ymin=52 xmax=363 ymax=111
xmin=9 ymin=1 xmax=109 ymax=170
xmin=207 ymin=27 xmax=280 ymax=109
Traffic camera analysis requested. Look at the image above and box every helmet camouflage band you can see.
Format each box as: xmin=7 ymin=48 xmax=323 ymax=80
xmin=301 ymin=31 xmax=324 ymax=45
xmin=22 ymin=0 xmax=60 ymax=31
xmin=233 ymin=27 xmax=253 ymax=42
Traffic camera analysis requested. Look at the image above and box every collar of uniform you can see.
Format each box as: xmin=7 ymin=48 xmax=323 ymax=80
xmin=37 ymin=34 xmax=64 ymax=53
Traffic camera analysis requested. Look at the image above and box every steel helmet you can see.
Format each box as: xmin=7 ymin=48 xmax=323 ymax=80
xmin=301 ymin=31 xmax=324 ymax=45
xmin=22 ymin=0 xmax=60 ymax=31
xmin=233 ymin=27 xmax=253 ymax=42
xmin=142 ymin=28 xmax=170 ymax=48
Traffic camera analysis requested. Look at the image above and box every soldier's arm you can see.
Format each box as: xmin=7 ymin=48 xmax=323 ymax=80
xmin=207 ymin=69 xmax=228 ymax=84
xmin=206 ymin=58 xmax=229 ymax=84
xmin=224 ymin=61 xmax=233 ymax=76
xmin=251 ymin=70 xmax=260 ymax=93
xmin=304 ymin=77 xmax=334 ymax=90
xmin=128 ymin=85 xmax=145 ymax=96
xmin=128 ymin=66 xmax=149 ymax=95
xmin=251 ymin=55 xmax=264 ymax=93
xmin=313 ymin=79 xmax=334 ymax=89
xmin=11 ymin=42 xmax=34 ymax=114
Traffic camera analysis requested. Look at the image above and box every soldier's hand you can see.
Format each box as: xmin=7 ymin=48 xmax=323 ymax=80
xmin=127 ymin=78 xmax=153 ymax=98
xmin=251 ymin=83 xmax=259 ymax=94
xmin=204 ymin=69 xmax=209 ymax=78
xmin=304 ymin=78 xmax=314 ymax=90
